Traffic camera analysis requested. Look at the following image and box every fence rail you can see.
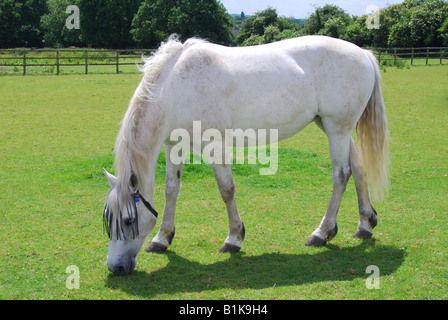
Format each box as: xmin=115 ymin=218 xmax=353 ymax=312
xmin=369 ymin=47 xmax=448 ymax=66
xmin=0 ymin=48 xmax=155 ymax=75
xmin=0 ymin=46 xmax=447 ymax=75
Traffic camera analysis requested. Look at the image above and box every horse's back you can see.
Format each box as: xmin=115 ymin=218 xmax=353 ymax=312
xmin=161 ymin=36 xmax=375 ymax=140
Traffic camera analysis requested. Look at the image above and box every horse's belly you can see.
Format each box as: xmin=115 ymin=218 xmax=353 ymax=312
xmin=224 ymin=72 xmax=318 ymax=140
xmin=229 ymin=99 xmax=316 ymax=141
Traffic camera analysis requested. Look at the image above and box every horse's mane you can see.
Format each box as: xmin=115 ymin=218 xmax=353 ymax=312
xmin=114 ymin=34 xmax=205 ymax=193
xmin=140 ymin=34 xmax=183 ymax=94
xmin=140 ymin=35 xmax=206 ymax=85
xmin=113 ymin=35 xmax=204 ymax=190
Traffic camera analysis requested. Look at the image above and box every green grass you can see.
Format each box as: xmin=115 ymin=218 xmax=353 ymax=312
xmin=0 ymin=65 xmax=447 ymax=300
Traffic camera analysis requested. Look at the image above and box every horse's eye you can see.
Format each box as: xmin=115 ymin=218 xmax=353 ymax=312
xmin=123 ymin=217 xmax=135 ymax=225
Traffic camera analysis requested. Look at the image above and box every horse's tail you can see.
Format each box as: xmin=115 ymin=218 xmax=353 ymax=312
xmin=356 ymin=50 xmax=390 ymax=201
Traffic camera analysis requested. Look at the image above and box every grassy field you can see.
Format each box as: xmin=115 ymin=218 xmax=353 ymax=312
xmin=0 ymin=65 xmax=447 ymax=300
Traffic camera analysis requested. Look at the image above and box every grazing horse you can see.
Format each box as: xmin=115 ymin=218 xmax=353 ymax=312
xmin=102 ymin=35 xmax=389 ymax=276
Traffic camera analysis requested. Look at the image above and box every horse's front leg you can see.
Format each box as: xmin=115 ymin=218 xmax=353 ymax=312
xmin=211 ymin=162 xmax=245 ymax=253
xmin=146 ymin=144 xmax=183 ymax=253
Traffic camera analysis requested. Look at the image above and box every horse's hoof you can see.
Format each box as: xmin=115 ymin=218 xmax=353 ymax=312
xmin=145 ymin=242 xmax=168 ymax=253
xmin=353 ymin=228 xmax=373 ymax=239
xmin=306 ymin=236 xmax=327 ymax=247
xmin=219 ymin=243 xmax=241 ymax=253
xmin=307 ymin=223 xmax=337 ymax=246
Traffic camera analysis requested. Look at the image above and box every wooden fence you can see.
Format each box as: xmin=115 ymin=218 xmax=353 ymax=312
xmin=0 ymin=48 xmax=155 ymax=75
xmin=0 ymin=46 xmax=447 ymax=75
xmin=369 ymin=47 xmax=448 ymax=66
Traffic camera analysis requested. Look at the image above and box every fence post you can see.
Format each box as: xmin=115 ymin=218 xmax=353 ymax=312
xmin=426 ymin=48 xmax=429 ymax=65
xmin=85 ymin=50 xmax=88 ymax=74
xmin=23 ymin=51 xmax=26 ymax=75
xmin=116 ymin=51 xmax=119 ymax=74
xmin=411 ymin=48 xmax=414 ymax=65
xmin=56 ymin=50 xmax=60 ymax=75
xmin=378 ymin=48 xmax=381 ymax=65
xmin=394 ymin=48 xmax=397 ymax=65
xmin=440 ymin=48 xmax=443 ymax=65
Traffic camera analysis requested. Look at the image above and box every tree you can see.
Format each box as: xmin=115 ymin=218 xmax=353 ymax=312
xmin=408 ymin=0 xmax=447 ymax=46
xmin=78 ymin=0 xmax=140 ymax=48
xmin=0 ymin=0 xmax=22 ymax=48
xmin=0 ymin=0 xmax=47 ymax=48
xmin=299 ymin=0 xmax=448 ymax=48
xmin=236 ymin=7 xmax=301 ymax=46
xmin=387 ymin=19 xmax=413 ymax=47
xmin=131 ymin=0 xmax=234 ymax=48
xmin=342 ymin=16 xmax=373 ymax=47
xmin=384 ymin=0 xmax=448 ymax=47
xmin=439 ymin=17 xmax=448 ymax=46
xmin=237 ymin=7 xmax=277 ymax=43
xmin=40 ymin=0 xmax=83 ymax=47
xmin=303 ymin=4 xmax=352 ymax=36
xmin=320 ymin=15 xmax=352 ymax=39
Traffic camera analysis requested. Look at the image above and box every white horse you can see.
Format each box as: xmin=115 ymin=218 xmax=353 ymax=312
xmin=102 ymin=35 xmax=389 ymax=276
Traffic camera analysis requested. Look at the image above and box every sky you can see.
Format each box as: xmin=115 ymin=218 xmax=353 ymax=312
xmin=220 ymin=0 xmax=405 ymax=18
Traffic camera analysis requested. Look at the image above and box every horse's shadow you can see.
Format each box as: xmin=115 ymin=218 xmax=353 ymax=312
xmin=105 ymin=241 xmax=404 ymax=298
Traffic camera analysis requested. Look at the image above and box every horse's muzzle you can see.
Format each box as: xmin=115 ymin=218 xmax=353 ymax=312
xmin=108 ymin=257 xmax=136 ymax=276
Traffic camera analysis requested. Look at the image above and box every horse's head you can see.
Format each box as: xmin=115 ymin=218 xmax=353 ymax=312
xmin=102 ymin=168 xmax=158 ymax=276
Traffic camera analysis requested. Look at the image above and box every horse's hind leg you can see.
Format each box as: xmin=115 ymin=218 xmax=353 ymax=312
xmin=146 ymin=144 xmax=183 ymax=253
xmin=306 ymin=127 xmax=351 ymax=247
xmin=211 ymin=162 xmax=245 ymax=253
xmin=350 ymin=138 xmax=377 ymax=239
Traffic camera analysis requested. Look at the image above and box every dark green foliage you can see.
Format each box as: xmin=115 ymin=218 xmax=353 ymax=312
xmin=0 ymin=0 xmax=47 ymax=48
xmin=372 ymin=0 xmax=448 ymax=47
xmin=1 ymin=1 xmax=447 ymax=49
xmin=236 ymin=7 xmax=302 ymax=46
xmin=79 ymin=0 xmax=141 ymax=48
xmin=131 ymin=0 xmax=234 ymax=48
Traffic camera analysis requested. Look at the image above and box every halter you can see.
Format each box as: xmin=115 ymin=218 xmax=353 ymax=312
xmin=131 ymin=191 xmax=158 ymax=218
xmin=103 ymin=191 xmax=158 ymax=240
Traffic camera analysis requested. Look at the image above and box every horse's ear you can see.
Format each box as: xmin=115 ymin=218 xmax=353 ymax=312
xmin=103 ymin=168 xmax=117 ymax=187
xmin=129 ymin=172 xmax=138 ymax=191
